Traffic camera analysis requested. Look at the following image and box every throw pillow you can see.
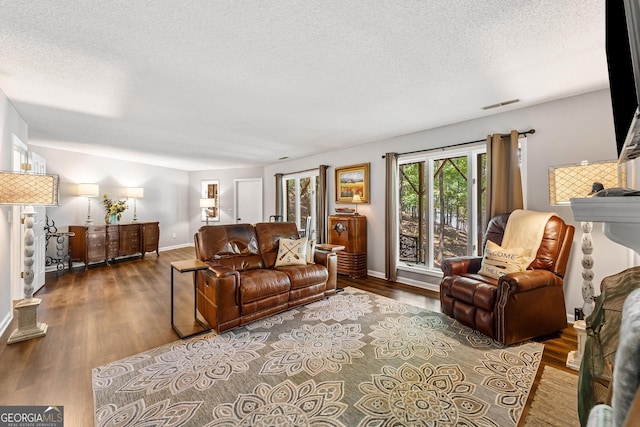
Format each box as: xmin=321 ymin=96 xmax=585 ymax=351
xmin=478 ymin=240 xmax=530 ymax=279
xmin=275 ymin=237 xmax=308 ymax=267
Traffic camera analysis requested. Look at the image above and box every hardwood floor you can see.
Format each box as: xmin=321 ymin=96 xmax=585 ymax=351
xmin=0 ymin=247 xmax=577 ymax=426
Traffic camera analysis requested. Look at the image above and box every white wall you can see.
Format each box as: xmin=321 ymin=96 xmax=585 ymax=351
xmin=30 ymin=145 xmax=265 ymax=257
xmin=0 ymin=89 xmax=29 ymax=335
xmin=31 ymin=146 xmax=191 ymax=251
xmin=263 ymin=89 xmax=637 ymax=319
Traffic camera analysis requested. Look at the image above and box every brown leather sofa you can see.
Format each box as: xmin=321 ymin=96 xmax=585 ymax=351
xmin=440 ymin=212 xmax=575 ymax=344
xmin=194 ymin=222 xmax=337 ymax=333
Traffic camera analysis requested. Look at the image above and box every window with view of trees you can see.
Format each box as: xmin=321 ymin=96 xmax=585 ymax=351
xmin=398 ymin=145 xmax=487 ymax=271
xmin=283 ymin=172 xmax=318 ymax=238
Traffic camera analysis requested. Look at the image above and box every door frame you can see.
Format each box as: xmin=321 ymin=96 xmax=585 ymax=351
xmin=234 ymin=178 xmax=263 ymax=224
xmin=11 ymin=136 xmax=27 ymax=301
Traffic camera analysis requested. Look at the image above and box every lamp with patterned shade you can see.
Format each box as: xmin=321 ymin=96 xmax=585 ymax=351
xmin=548 ymin=159 xmax=626 ymax=370
xmin=0 ymin=170 xmax=60 ymax=343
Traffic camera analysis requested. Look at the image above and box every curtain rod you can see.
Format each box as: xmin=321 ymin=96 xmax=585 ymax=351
xmin=275 ymin=165 xmax=328 ymax=177
xmin=381 ymin=129 xmax=535 ymax=158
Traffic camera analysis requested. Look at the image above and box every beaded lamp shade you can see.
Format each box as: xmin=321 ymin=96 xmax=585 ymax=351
xmin=548 ymin=160 xmax=626 ymax=205
xmin=0 ymin=171 xmax=60 ymax=206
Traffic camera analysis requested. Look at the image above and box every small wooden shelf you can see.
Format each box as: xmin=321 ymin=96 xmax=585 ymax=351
xmin=316 ymin=244 xmax=346 ymax=252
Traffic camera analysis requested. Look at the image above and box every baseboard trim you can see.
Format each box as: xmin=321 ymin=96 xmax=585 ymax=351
xmin=159 ymin=242 xmax=194 ymax=252
xmin=366 ymin=269 xmax=440 ymax=293
xmin=0 ymin=309 xmax=14 ymax=340
xmin=44 ymin=243 xmax=196 ymax=274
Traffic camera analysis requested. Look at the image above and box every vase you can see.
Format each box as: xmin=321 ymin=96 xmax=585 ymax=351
xmin=106 ymin=213 xmax=118 ymax=224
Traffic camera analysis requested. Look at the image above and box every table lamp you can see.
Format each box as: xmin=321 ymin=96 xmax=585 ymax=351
xmin=77 ymin=183 xmax=99 ymax=225
xmin=200 ymin=198 xmax=216 ymax=225
xmin=0 ymin=170 xmax=60 ymax=343
xmin=548 ymin=159 xmax=625 ymax=369
xmin=126 ymin=187 xmax=144 ymax=221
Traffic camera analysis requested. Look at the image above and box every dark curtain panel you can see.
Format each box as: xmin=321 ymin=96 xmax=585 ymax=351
xmin=486 ymin=130 xmax=523 ymax=219
xmin=317 ymin=165 xmax=328 ymax=243
xmin=385 ymin=153 xmax=399 ymax=282
xmin=275 ymin=173 xmax=283 ymax=220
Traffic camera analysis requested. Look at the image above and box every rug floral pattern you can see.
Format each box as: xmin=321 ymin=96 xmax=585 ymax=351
xmin=93 ymin=287 xmax=542 ymax=426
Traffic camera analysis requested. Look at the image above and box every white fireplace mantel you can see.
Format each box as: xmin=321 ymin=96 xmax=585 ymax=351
xmin=570 ymin=196 xmax=640 ymax=254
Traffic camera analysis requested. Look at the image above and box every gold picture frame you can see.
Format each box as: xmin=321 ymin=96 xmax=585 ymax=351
xmin=335 ymin=163 xmax=370 ymax=204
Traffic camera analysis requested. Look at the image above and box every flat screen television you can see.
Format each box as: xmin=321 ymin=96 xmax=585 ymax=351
xmin=607 ymin=0 xmax=640 ymax=162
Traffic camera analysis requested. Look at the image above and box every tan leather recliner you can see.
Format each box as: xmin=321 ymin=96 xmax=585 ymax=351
xmin=440 ymin=212 xmax=575 ymax=345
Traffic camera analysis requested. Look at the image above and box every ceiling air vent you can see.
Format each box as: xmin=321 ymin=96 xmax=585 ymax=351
xmin=482 ymin=99 xmax=520 ymax=110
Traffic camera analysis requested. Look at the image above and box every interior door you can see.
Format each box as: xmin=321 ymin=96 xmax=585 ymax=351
xmin=234 ymin=178 xmax=263 ymax=224
xmin=30 ymin=151 xmax=47 ymax=294
xmin=11 ymin=137 xmax=27 ymax=301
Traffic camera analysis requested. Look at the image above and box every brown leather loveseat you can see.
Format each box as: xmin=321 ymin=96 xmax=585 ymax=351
xmin=440 ymin=212 xmax=574 ymax=345
xmin=194 ymin=222 xmax=337 ymax=333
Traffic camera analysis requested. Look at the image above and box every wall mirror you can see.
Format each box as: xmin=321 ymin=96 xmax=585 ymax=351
xmin=201 ymin=179 xmax=220 ymax=222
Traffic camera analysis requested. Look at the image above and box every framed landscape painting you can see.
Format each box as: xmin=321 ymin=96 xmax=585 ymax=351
xmin=335 ymin=162 xmax=370 ymax=203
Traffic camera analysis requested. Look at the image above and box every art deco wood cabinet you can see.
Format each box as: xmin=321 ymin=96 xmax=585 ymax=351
xmin=328 ymin=214 xmax=367 ymax=278
xmin=69 ymin=221 xmax=159 ymax=270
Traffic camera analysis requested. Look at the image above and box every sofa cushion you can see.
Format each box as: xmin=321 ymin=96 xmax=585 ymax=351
xmin=275 ymin=236 xmax=308 ymax=267
xmin=276 ymin=263 xmax=328 ymax=289
xmin=478 ymin=240 xmax=529 ymax=279
xmin=195 ymin=224 xmax=263 ymax=271
xmin=239 ymin=269 xmax=291 ymax=303
xmin=448 ymin=275 xmax=498 ymax=312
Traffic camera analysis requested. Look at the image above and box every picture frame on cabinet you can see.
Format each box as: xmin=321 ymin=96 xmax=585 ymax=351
xmin=335 ymin=163 xmax=369 ymax=204
xmin=201 ymin=179 xmax=220 ymax=222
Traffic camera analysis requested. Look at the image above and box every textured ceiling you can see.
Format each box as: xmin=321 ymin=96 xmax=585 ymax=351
xmin=0 ymin=0 xmax=607 ymax=171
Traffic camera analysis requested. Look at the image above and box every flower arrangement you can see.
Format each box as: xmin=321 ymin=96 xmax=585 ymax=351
xmin=103 ymin=194 xmax=128 ymax=223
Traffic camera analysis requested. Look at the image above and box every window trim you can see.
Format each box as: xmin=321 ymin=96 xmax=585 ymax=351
xmin=281 ymin=170 xmax=319 ymax=237
xmin=396 ymin=137 xmax=527 ymax=273
xmin=398 ymin=143 xmax=486 ymax=272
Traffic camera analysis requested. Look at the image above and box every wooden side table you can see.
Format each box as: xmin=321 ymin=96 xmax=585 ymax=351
xmin=171 ymin=259 xmax=211 ymax=339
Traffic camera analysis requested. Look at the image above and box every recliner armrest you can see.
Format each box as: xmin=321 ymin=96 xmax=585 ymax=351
xmin=498 ymin=269 xmax=562 ymax=293
xmin=205 ymin=264 xmax=237 ymax=278
xmin=313 ymin=250 xmax=334 ymax=267
xmin=441 ymin=256 xmax=483 ymax=276
xmin=197 ymin=265 xmax=241 ymax=307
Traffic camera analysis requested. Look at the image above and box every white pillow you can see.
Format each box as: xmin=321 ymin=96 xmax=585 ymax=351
xmin=306 ymin=239 xmax=316 ymax=264
xmin=275 ymin=237 xmax=308 ymax=267
xmin=478 ymin=240 xmax=530 ymax=279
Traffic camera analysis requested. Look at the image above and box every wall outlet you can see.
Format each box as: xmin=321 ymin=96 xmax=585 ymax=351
xmin=575 ymin=307 xmax=584 ymax=321
xmin=172 ymin=233 xmax=176 ymax=238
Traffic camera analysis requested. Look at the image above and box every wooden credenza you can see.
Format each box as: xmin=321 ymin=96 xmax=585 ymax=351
xmin=328 ymin=215 xmax=367 ymax=278
xmin=69 ymin=222 xmax=159 ymax=270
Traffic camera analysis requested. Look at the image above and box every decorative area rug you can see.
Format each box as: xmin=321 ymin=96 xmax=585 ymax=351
xmin=524 ymin=365 xmax=579 ymax=426
xmin=92 ymin=287 xmax=543 ymax=426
